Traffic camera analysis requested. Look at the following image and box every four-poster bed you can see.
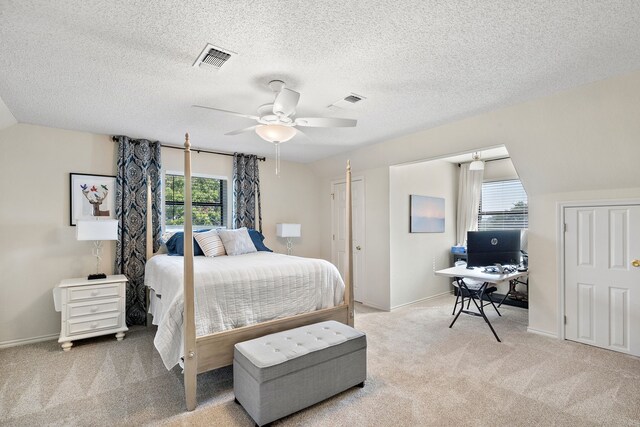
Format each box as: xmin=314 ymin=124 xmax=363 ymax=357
xmin=145 ymin=133 xmax=355 ymax=410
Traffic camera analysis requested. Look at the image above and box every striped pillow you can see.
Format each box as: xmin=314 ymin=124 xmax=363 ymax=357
xmin=193 ymin=230 xmax=226 ymax=257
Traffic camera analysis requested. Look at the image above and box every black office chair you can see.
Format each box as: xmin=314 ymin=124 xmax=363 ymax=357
xmin=451 ymin=277 xmax=501 ymax=317
xmin=451 ymin=261 xmax=501 ymax=316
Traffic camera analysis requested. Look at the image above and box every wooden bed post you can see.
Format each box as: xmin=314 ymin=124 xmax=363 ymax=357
xmin=145 ymin=176 xmax=153 ymax=326
xmin=146 ymin=176 xmax=153 ymax=261
xmin=345 ymin=160 xmax=354 ymax=326
xmin=183 ymin=133 xmax=197 ymax=411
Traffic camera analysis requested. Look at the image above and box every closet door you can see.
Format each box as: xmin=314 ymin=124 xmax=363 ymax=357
xmin=564 ymin=205 xmax=640 ymax=356
xmin=332 ymin=179 xmax=365 ymax=302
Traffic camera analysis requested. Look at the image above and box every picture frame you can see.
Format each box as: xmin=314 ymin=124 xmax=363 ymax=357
xmin=410 ymin=195 xmax=445 ymax=233
xmin=70 ymin=173 xmax=117 ymax=226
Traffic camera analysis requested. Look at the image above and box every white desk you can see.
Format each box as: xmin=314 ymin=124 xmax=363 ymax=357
xmin=435 ymin=265 xmax=528 ymax=285
xmin=435 ymin=266 xmax=528 ymax=342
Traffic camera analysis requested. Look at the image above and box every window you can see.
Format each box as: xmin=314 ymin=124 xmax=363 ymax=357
xmin=164 ymin=174 xmax=226 ymax=228
xmin=478 ymin=179 xmax=528 ymax=230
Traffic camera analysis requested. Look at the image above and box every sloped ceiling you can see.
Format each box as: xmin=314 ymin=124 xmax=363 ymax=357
xmin=0 ymin=95 xmax=17 ymax=130
xmin=1 ymin=1 xmax=640 ymax=162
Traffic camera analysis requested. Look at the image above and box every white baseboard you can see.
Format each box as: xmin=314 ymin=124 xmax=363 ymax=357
xmin=357 ymin=301 xmax=390 ymax=311
xmin=0 ymin=333 xmax=59 ymax=349
xmin=390 ymin=291 xmax=452 ymax=311
xmin=527 ymin=327 xmax=558 ymax=339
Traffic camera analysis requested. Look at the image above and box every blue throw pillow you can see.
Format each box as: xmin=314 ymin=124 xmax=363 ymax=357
xmin=165 ymin=230 xmax=209 ymax=256
xmin=248 ymin=229 xmax=273 ymax=252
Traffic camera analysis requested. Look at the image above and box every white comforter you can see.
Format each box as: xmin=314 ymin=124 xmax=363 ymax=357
xmin=144 ymin=252 xmax=345 ymax=369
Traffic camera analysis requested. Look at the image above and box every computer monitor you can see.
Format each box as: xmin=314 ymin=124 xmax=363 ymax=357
xmin=466 ymin=230 xmax=521 ymax=267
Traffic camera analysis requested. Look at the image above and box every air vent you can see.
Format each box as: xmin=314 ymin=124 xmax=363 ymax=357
xmin=344 ymin=95 xmax=362 ymax=103
xmin=193 ymin=43 xmax=235 ymax=70
xmin=327 ymin=93 xmax=366 ymax=110
xmin=202 ymin=49 xmax=230 ymax=67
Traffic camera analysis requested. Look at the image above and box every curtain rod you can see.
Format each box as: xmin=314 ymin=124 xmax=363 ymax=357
xmin=111 ymin=137 xmax=266 ymax=161
xmin=457 ymin=156 xmax=510 ymax=167
xmin=160 ymin=143 xmax=266 ymax=161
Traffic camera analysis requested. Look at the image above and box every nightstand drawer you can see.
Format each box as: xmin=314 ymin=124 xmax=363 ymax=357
xmin=67 ymin=298 xmax=120 ymax=318
xmin=67 ymin=314 xmax=122 ymax=336
xmin=67 ymin=283 xmax=121 ymax=301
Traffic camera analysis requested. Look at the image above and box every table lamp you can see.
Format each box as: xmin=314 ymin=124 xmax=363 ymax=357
xmin=276 ymin=223 xmax=301 ymax=255
xmin=76 ymin=219 xmax=118 ymax=280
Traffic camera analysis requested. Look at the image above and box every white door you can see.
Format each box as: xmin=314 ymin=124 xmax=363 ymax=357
xmin=564 ymin=205 xmax=640 ymax=356
xmin=332 ymin=179 xmax=365 ymax=302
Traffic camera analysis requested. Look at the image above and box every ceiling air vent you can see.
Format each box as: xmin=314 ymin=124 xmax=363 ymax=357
xmin=344 ymin=94 xmax=362 ymax=103
xmin=193 ymin=43 xmax=235 ymax=70
xmin=328 ymin=93 xmax=366 ymax=110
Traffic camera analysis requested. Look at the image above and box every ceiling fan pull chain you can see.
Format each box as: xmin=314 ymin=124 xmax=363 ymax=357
xmin=275 ymin=142 xmax=281 ymax=176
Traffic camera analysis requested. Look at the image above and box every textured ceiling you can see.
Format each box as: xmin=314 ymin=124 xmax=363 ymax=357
xmin=2 ymin=1 xmax=640 ymax=162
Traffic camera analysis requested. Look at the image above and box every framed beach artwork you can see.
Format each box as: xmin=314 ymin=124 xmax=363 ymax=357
xmin=410 ymin=195 xmax=445 ymax=233
xmin=70 ymin=173 xmax=116 ymax=225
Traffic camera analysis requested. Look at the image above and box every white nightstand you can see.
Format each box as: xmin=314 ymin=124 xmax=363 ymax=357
xmin=53 ymin=274 xmax=128 ymax=351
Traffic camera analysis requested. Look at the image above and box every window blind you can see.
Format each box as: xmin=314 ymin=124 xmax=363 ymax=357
xmin=478 ymin=179 xmax=528 ymax=230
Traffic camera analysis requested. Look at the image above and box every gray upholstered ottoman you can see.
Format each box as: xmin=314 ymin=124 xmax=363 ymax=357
xmin=233 ymin=320 xmax=367 ymax=426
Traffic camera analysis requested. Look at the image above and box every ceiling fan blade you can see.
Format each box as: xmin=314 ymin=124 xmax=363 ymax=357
xmin=293 ymin=127 xmax=313 ymax=142
xmin=294 ymin=117 xmax=357 ymax=127
xmin=273 ymin=88 xmax=300 ymax=117
xmin=192 ymin=105 xmax=259 ymax=120
xmin=225 ymin=125 xmax=257 ymax=136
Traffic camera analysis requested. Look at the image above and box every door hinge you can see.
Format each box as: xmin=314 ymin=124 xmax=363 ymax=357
xmin=564 ymin=223 xmax=567 ymax=232
xmin=332 ymin=234 xmax=335 ymax=241
xmin=331 ymin=193 xmax=334 ymax=200
xmin=564 ymin=315 xmax=567 ymax=325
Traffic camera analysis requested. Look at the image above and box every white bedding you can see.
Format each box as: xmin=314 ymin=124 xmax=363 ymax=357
xmin=144 ymin=252 xmax=345 ymax=369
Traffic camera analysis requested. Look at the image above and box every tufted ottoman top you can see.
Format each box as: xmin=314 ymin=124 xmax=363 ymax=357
xmin=234 ymin=321 xmax=366 ymax=382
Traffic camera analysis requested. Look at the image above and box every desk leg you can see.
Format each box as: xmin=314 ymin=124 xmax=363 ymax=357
xmin=479 ymin=297 xmax=501 ymax=343
xmin=486 ymin=293 xmax=501 ymax=317
xmin=469 ymin=286 xmax=502 ymax=342
xmin=480 ymin=312 xmax=501 ymax=343
xmin=498 ymin=280 xmax=517 ymax=308
xmin=449 ymin=295 xmax=466 ymax=328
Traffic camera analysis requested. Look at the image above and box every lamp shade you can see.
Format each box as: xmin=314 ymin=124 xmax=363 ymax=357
xmin=276 ymin=223 xmax=301 ymax=238
xmin=255 ymin=124 xmax=297 ymax=143
xmin=76 ymin=219 xmax=118 ymax=241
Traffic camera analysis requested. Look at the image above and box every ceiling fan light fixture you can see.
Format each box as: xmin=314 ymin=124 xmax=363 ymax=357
xmin=469 ymin=152 xmax=484 ymax=171
xmin=255 ymin=124 xmax=297 ymax=143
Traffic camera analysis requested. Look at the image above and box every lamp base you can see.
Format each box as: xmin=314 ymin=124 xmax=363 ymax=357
xmin=88 ymin=273 xmax=107 ymax=280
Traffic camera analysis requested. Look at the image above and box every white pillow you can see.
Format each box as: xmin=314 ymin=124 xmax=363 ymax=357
xmin=217 ymin=227 xmax=257 ymax=256
xmin=193 ymin=230 xmax=226 ymax=257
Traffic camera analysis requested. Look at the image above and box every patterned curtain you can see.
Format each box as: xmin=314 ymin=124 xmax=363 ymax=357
xmin=233 ymin=153 xmax=262 ymax=231
xmin=114 ymin=136 xmax=162 ymax=326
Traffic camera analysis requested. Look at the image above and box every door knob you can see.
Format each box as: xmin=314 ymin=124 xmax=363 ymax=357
xmin=633 ymin=259 xmax=640 ymax=268
xmin=355 ymin=246 xmax=361 ymax=251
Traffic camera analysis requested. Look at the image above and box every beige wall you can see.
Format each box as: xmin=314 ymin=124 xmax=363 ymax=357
xmin=0 ymin=125 xmax=321 ymax=345
xmin=389 ymin=160 xmax=458 ymax=309
xmin=0 ymin=124 xmax=117 ymax=345
xmin=483 ymin=157 xmax=518 ymax=182
xmin=258 ymin=158 xmax=321 ymax=258
xmin=312 ymin=70 xmax=640 ymax=335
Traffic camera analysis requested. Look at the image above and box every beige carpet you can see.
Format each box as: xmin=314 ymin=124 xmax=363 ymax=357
xmin=1 ymin=295 xmax=639 ymax=426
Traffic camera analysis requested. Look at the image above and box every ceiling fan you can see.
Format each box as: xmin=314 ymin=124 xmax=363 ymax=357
xmin=193 ymin=79 xmax=357 ymax=145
